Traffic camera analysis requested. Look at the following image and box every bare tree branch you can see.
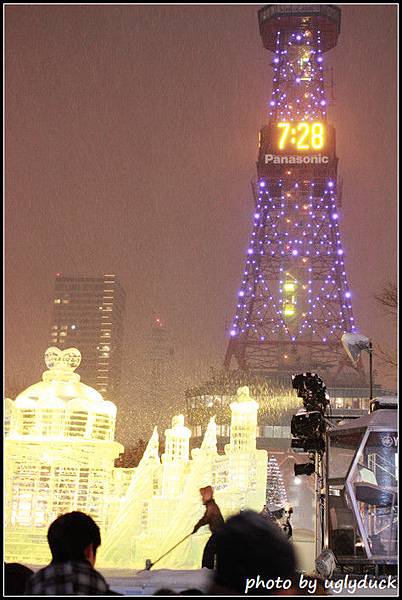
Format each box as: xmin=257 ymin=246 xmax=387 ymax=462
xmin=373 ymin=343 xmax=397 ymax=368
xmin=373 ymin=282 xmax=397 ymax=372
xmin=375 ymin=283 xmax=397 ymax=317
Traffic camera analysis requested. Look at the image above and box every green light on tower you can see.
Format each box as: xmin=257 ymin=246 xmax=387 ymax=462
xmin=283 ymin=274 xmax=297 ymax=318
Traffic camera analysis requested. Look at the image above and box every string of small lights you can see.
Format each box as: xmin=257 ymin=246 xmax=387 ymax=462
xmin=228 ymin=23 xmax=356 ymax=361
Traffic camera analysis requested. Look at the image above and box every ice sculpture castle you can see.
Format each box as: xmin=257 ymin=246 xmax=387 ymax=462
xmin=4 ymin=347 xmax=124 ymax=565
xmin=5 ymin=348 xmax=267 ymax=569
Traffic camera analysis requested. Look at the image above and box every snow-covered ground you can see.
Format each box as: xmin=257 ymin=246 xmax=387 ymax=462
xmin=99 ymin=527 xmax=316 ymax=593
xmin=103 ymin=567 xmax=211 ymax=595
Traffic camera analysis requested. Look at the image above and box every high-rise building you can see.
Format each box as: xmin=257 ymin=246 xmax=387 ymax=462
xmin=51 ymin=274 xmax=126 ymax=400
xmin=149 ymin=318 xmax=174 ymax=400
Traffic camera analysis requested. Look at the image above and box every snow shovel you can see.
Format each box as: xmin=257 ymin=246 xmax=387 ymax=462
xmin=144 ymin=531 xmax=193 ymax=571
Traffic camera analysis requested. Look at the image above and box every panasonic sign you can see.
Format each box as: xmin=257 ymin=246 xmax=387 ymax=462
xmin=265 ymin=154 xmax=329 ymax=164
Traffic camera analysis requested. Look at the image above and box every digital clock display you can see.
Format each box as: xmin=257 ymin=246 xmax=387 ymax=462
xmin=277 ymin=122 xmax=325 ymax=151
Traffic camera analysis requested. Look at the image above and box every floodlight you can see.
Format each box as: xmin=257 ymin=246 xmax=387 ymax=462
xmin=341 ymin=332 xmax=371 ymax=365
xmin=341 ymin=332 xmax=373 ymax=399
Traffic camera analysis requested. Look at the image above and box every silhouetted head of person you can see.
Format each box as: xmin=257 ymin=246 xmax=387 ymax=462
xmin=47 ymin=511 xmax=101 ymax=566
xmin=4 ymin=563 xmax=34 ymax=595
xmin=199 ymin=485 xmax=213 ymax=504
xmin=210 ymin=510 xmax=297 ymax=595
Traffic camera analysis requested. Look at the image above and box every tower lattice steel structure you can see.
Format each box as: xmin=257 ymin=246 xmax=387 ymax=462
xmin=225 ymin=5 xmax=362 ymax=383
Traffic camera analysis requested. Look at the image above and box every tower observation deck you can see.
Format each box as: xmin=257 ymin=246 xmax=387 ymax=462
xmin=224 ymin=4 xmax=362 ymax=384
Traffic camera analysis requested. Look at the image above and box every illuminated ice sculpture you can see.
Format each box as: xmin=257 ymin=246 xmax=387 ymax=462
xmin=101 ymin=386 xmax=267 ymax=569
xmin=4 ymin=347 xmax=124 ymax=564
xmin=5 ymin=349 xmax=268 ymax=569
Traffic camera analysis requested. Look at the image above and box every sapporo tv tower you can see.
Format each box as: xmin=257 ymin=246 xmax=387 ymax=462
xmin=224 ymin=5 xmax=362 ymax=383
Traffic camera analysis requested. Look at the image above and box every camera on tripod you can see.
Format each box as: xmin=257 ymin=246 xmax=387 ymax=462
xmin=291 ymin=372 xmax=329 ymax=412
xmin=290 ymin=373 xmax=329 ymax=475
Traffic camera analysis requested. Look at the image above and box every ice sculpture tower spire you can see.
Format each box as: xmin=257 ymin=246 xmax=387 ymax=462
xmin=230 ymin=386 xmax=259 ymax=453
xmin=199 ymin=416 xmax=218 ymax=455
xmin=161 ymin=415 xmax=191 ymax=497
xmin=227 ymin=387 xmax=264 ymax=509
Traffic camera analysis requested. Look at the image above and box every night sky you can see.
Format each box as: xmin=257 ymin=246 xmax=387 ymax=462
xmin=5 ymin=4 xmax=397 ymax=444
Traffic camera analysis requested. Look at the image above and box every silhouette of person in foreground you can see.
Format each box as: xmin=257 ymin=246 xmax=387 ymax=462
xmin=25 ymin=511 xmax=119 ymax=595
xmin=192 ymin=486 xmax=224 ymax=569
xmin=207 ymin=510 xmax=297 ymax=595
xmin=4 ymin=563 xmax=34 ymax=595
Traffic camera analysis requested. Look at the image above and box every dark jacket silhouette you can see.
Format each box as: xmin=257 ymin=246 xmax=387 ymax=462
xmin=193 ymin=486 xmax=224 ymax=569
xmin=193 ymin=499 xmax=225 ymax=535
